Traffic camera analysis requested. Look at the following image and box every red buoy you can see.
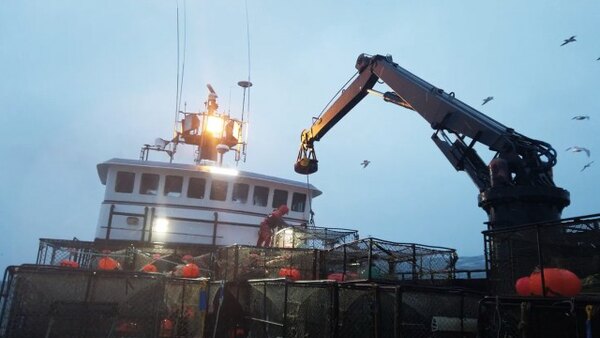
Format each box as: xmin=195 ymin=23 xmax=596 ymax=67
xmin=182 ymin=263 xmax=200 ymax=278
xmin=142 ymin=263 xmax=157 ymax=273
xmin=278 ymin=267 xmax=301 ymax=281
xmin=60 ymin=259 xmax=79 ymax=268
xmin=515 ymin=276 xmax=531 ymax=296
xmin=529 ymin=268 xmax=581 ymax=297
xmin=98 ymin=257 xmax=120 ymax=270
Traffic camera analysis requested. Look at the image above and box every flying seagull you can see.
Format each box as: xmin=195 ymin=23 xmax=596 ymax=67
xmin=360 ymin=160 xmax=371 ymax=168
xmin=581 ymin=161 xmax=594 ymax=172
xmin=572 ymin=115 xmax=590 ymax=120
xmin=566 ymin=146 xmax=591 ymax=157
xmin=596 ymin=57 xmax=600 ymax=61
xmin=482 ymin=96 xmax=494 ymax=105
xmin=561 ymin=35 xmax=576 ymax=46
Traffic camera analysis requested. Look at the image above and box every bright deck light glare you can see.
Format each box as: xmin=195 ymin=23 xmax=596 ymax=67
xmin=208 ymin=166 xmax=239 ymax=176
xmin=205 ymin=115 xmax=224 ymax=136
xmin=154 ymin=218 xmax=169 ymax=232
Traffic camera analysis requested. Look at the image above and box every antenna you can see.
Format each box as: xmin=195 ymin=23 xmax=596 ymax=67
xmin=236 ymin=0 xmax=253 ymax=164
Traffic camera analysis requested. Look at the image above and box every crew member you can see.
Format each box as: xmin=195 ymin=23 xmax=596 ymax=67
xmin=256 ymin=205 xmax=289 ymax=247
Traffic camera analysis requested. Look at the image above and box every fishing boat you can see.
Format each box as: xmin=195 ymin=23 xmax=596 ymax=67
xmin=1 ymin=42 xmax=600 ymax=338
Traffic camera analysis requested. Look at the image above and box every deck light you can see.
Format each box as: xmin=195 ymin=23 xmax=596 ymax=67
xmin=154 ymin=218 xmax=169 ymax=233
xmin=205 ymin=115 xmax=224 ymax=136
xmin=207 ymin=166 xmax=239 ymax=176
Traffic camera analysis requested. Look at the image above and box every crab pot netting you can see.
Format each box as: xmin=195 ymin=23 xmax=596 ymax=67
xmin=229 ymin=280 xmax=336 ymax=338
xmin=478 ymin=296 xmax=600 ymax=337
xmin=0 ymin=266 xmax=207 ymax=338
xmin=484 ymin=215 xmax=600 ymax=295
xmin=204 ymin=280 xmax=481 ymax=338
xmin=325 ymin=238 xmax=457 ymax=282
xmin=163 ymin=278 xmax=208 ymax=337
xmin=203 ymin=281 xmax=261 ymax=338
xmin=37 ymin=239 xmax=214 ymax=275
xmin=272 ymin=225 xmax=358 ymax=249
xmin=213 ymin=245 xmax=319 ymax=281
xmin=337 ymin=284 xmax=481 ymax=338
xmin=36 ymin=239 xmax=116 ymax=270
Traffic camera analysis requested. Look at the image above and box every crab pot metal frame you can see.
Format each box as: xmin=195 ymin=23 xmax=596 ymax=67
xmin=478 ymin=296 xmax=600 ymax=337
xmin=203 ymin=279 xmax=482 ymax=338
xmin=213 ymin=245 xmax=320 ymax=281
xmin=272 ymin=225 xmax=359 ymax=249
xmin=0 ymin=265 xmax=208 ymax=338
xmin=36 ymin=238 xmax=214 ymax=275
xmin=324 ymin=238 xmax=458 ymax=283
xmin=483 ymin=213 xmax=600 ymax=296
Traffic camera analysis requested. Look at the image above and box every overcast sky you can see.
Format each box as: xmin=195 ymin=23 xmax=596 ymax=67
xmin=1 ymin=1 xmax=600 ymax=272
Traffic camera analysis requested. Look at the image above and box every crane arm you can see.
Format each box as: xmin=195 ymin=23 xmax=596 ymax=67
xmin=295 ymin=54 xmax=557 ymax=192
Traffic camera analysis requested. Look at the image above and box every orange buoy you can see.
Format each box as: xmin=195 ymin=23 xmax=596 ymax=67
xmin=59 ymin=259 xmax=79 ymax=268
xmin=159 ymin=318 xmax=173 ymax=337
xmin=558 ymin=269 xmax=582 ymax=296
xmin=278 ymin=267 xmax=301 ymax=281
xmin=515 ymin=276 xmax=531 ymax=296
xmin=181 ymin=263 xmax=200 ymax=278
xmin=142 ymin=263 xmax=158 ymax=273
xmin=529 ymin=268 xmax=581 ymax=297
xmin=98 ymin=257 xmax=120 ymax=270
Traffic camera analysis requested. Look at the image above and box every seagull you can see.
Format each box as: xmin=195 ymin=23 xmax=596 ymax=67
xmin=561 ymin=35 xmax=576 ymax=46
xmin=482 ymin=96 xmax=494 ymax=105
xmin=572 ymin=115 xmax=590 ymax=120
xmin=360 ymin=160 xmax=371 ymax=168
xmin=566 ymin=146 xmax=591 ymax=157
xmin=581 ymin=161 xmax=594 ymax=172
xmin=596 ymin=57 xmax=600 ymax=61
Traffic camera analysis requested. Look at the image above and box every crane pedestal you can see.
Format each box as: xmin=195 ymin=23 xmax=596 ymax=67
xmin=478 ymin=186 xmax=570 ymax=228
xmin=479 ymin=186 xmax=570 ymax=293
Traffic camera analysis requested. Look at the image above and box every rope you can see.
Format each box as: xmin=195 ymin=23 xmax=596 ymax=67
xmin=177 ymin=0 xmax=187 ymax=112
xmin=305 ymin=174 xmax=315 ymax=226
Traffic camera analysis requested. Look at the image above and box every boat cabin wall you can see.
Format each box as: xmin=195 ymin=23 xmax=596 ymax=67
xmin=95 ymin=164 xmax=313 ymax=246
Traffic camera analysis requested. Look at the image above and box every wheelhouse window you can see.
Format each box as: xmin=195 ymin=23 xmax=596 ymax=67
xmin=187 ymin=177 xmax=206 ymax=199
xmin=272 ymin=189 xmax=289 ymax=209
xmin=164 ymin=175 xmax=183 ymax=197
xmin=210 ymin=180 xmax=228 ymax=201
xmin=232 ymin=183 xmax=249 ymax=203
xmin=292 ymin=192 xmax=307 ymax=212
xmin=115 ymin=171 xmax=135 ymax=193
xmin=139 ymin=173 xmax=159 ymax=195
xmin=253 ymin=186 xmax=269 ymax=207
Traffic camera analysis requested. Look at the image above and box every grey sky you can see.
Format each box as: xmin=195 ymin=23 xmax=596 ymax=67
xmin=1 ymin=1 xmax=600 ymax=272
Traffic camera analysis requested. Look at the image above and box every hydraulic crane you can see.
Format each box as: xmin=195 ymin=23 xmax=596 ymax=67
xmin=295 ymin=54 xmax=570 ymax=229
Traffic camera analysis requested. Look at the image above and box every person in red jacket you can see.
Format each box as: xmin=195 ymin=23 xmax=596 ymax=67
xmin=256 ymin=205 xmax=289 ymax=247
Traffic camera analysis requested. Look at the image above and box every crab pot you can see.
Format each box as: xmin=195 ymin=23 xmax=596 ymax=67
xmin=213 ymin=245 xmax=320 ymax=281
xmin=204 ymin=279 xmax=481 ymax=338
xmin=484 ymin=214 xmax=600 ymax=296
xmin=0 ymin=265 xmax=208 ymax=338
xmin=337 ymin=284 xmax=481 ymax=338
xmin=324 ymin=238 xmax=457 ymax=283
xmin=272 ymin=225 xmax=358 ymax=250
